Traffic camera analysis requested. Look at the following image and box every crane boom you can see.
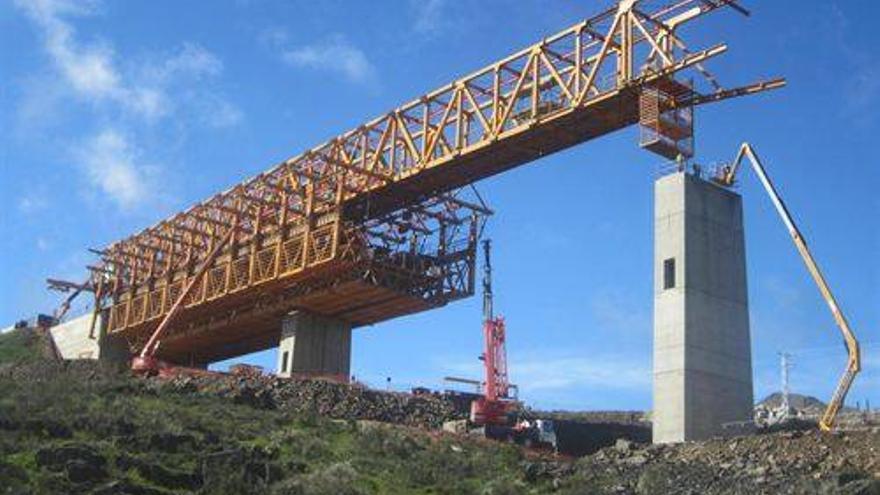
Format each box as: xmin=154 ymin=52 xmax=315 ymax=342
xmin=713 ymin=143 xmax=861 ymax=431
xmin=471 ymin=239 xmax=511 ymax=425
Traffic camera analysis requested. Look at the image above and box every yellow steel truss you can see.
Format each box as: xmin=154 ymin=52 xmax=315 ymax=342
xmin=65 ymin=0 xmax=782 ymax=362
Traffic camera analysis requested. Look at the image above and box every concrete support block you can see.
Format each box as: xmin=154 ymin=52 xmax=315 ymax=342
xmin=276 ymin=311 xmax=351 ymax=378
xmin=49 ymin=311 xmax=130 ymax=363
xmin=652 ymin=172 xmax=753 ymax=443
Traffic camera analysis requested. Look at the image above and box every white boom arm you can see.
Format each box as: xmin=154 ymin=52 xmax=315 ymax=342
xmin=714 ymin=143 xmax=861 ymax=431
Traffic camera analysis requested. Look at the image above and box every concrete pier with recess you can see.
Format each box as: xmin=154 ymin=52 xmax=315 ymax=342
xmin=276 ymin=311 xmax=351 ymax=379
xmin=652 ymin=171 xmax=753 ymax=443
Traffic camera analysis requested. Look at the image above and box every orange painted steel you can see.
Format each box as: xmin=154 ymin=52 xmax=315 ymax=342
xmin=75 ymin=0 xmax=780 ymax=364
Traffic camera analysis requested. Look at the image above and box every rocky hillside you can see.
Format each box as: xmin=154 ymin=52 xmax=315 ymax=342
xmin=0 ymin=345 xmax=536 ymax=494
xmin=1 ymin=328 xmax=879 ymax=494
xmin=758 ymin=392 xmax=828 ymax=411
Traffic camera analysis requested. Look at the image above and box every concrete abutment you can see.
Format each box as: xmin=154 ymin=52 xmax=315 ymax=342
xmin=49 ymin=311 xmax=130 ymax=363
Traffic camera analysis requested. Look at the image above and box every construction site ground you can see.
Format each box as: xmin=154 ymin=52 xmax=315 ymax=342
xmin=1 ymin=328 xmax=878 ymax=495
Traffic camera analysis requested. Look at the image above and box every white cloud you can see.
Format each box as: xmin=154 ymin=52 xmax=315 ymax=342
xmin=514 ymin=354 xmax=651 ymax=392
xmin=15 ymin=0 xmax=169 ymax=120
xmin=15 ymin=0 xmax=243 ymax=210
xmin=75 ymin=129 xmax=152 ymax=209
xmin=822 ymin=5 xmax=880 ymax=124
xmin=196 ymin=94 xmax=243 ymax=129
xmin=16 ymin=1 xmax=239 ymax=125
xmin=412 ymin=0 xmax=447 ymax=36
xmin=282 ymin=35 xmax=376 ymax=85
xmin=17 ymin=192 xmax=50 ymax=214
xmin=159 ymin=42 xmax=224 ymax=80
xmin=845 ymin=66 xmax=880 ymax=112
xmin=444 ymin=350 xmax=651 ymax=394
xmin=258 ymin=26 xmax=289 ymax=48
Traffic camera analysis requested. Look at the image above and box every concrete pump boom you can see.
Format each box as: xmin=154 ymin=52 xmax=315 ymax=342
xmin=713 ymin=143 xmax=861 ymax=431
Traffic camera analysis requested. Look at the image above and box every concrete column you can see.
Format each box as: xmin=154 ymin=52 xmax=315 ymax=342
xmin=276 ymin=311 xmax=351 ymax=378
xmin=652 ymin=172 xmax=753 ymax=443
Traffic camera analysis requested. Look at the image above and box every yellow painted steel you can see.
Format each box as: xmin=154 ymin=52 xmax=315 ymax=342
xmin=715 ymin=143 xmax=861 ymax=431
xmin=57 ymin=0 xmax=783 ymax=362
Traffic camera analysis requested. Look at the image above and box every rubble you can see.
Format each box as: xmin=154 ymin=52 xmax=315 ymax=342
xmin=553 ymin=428 xmax=880 ymax=494
xmin=754 ymin=392 xmax=879 ymax=431
xmin=1 ymin=329 xmax=878 ymax=494
xmin=153 ymin=373 xmax=467 ymax=429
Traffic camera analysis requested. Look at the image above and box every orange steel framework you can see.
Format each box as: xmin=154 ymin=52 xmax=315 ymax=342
xmin=56 ymin=0 xmax=784 ymax=365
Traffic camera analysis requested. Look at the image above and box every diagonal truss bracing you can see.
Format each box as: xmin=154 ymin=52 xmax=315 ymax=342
xmin=69 ymin=0 xmax=781 ymax=362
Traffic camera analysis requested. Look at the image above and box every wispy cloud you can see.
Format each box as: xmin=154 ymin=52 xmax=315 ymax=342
xmin=443 ymin=350 xmax=651 ymax=394
xmin=14 ymin=0 xmax=241 ymax=210
xmin=514 ymin=353 xmax=651 ymax=392
xmin=153 ymin=42 xmax=224 ymax=81
xmin=17 ymin=191 xmax=50 ymax=214
xmin=279 ymin=34 xmax=377 ymax=86
xmin=412 ymin=0 xmax=447 ymax=37
xmin=823 ymin=5 xmax=880 ymax=124
xmin=195 ymin=96 xmax=243 ymax=129
xmin=74 ymin=129 xmax=155 ymax=209
xmin=15 ymin=0 xmax=166 ymax=120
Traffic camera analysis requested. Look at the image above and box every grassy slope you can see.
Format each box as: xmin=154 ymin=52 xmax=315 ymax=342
xmin=0 ymin=330 xmax=550 ymax=495
xmin=0 ymin=329 xmax=42 ymax=364
xmin=7 ymin=330 xmax=875 ymax=494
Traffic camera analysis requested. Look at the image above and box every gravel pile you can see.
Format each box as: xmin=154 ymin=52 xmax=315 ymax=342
xmin=533 ymin=429 xmax=880 ymax=494
xmin=155 ymin=373 xmax=466 ymax=429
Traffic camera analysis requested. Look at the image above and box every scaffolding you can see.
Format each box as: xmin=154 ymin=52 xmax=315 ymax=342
xmin=639 ymin=79 xmax=695 ymax=161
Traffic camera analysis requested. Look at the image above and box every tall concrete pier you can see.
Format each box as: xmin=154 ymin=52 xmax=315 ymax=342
xmin=276 ymin=311 xmax=352 ymax=379
xmin=652 ymin=171 xmax=753 ymax=443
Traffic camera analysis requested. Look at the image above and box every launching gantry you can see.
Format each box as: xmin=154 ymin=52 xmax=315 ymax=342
xmin=52 ymin=0 xmax=782 ymax=366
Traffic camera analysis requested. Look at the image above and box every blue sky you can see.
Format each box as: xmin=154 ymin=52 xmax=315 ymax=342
xmin=1 ymin=0 xmax=877 ymax=411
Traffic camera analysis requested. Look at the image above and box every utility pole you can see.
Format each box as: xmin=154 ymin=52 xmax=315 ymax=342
xmin=779 ymin=352 xmax=794 ymax=420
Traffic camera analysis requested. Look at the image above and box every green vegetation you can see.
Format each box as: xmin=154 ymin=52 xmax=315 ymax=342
xmin=0 ymin=328 xmax=42 ymax=364
xmin=0 ymin=330 xmax=551 ymax=494
xmin=7 ymin=329 xmax=873 ymax=494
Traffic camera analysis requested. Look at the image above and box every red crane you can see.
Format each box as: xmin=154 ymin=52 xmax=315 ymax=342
xmin=470 ymin=239 xmax=513 ymax=425
xmin=467 ymin=240 xmax=558 ymax=451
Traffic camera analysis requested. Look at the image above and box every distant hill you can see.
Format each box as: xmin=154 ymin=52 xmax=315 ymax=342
xmin=757 ymin=392 xmax=826 ymax=411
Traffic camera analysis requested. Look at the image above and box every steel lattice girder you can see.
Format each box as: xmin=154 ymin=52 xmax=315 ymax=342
xmin=73 ymin=0 xmax=780 ymax=360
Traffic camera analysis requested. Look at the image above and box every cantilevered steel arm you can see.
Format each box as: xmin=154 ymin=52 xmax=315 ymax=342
xmin=714 ymin=143 xmax=861 ymax=431
xmin=673 ymin=78 xmax=786 ymax=109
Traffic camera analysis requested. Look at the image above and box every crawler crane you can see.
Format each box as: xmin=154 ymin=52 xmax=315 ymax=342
xmin=469 ymin=240 xmax=557 ymax=449
xmin=470 ymin=239 xmax=511 ymax=426
xmin=711 ymin=143 xmax=861 ymax=431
